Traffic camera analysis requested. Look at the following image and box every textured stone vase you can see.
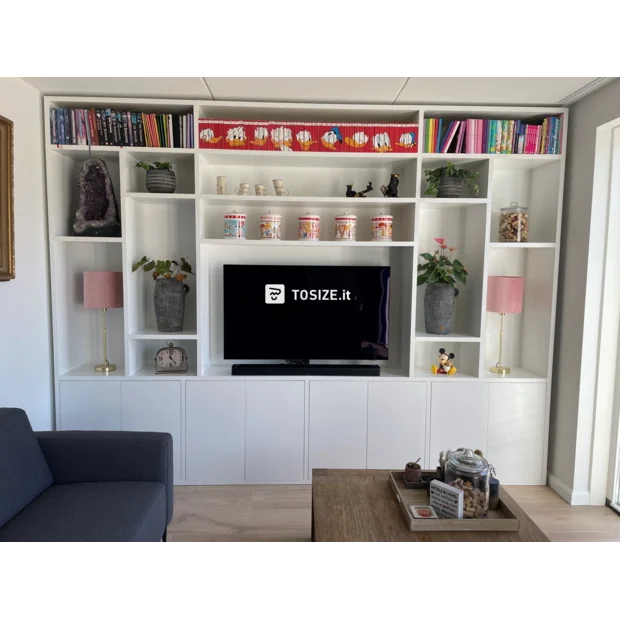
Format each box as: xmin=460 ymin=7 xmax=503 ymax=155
xmin=424 ymin=283 xmax=459 ymax=335
xmin=437 ymin=177 xmax=465 ymax=198
xmin=146 ymin=169 xmax=176 ymax=193
xmin=73 ymin=158 xmax=121 ymax=237
xmin=154 ymin=279 xmax=189 ymax=332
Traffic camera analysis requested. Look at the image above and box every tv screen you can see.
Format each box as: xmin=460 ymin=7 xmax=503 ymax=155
xmin=223 ymin=265 xmax=391 ymax=361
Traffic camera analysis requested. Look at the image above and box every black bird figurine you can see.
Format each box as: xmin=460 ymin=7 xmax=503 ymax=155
xmin=380 ymin=173 xmax=399 ymax=198
xmin=346 ymin=181 xmax=374 ymax=198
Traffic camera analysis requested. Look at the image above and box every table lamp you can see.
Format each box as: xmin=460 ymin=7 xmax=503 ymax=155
xmin=84 ymin=271 xmax=123 ymax=372
xmin=487 ymin=276 xmax=524 ymax=375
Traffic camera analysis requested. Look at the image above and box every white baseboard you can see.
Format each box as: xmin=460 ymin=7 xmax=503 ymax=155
xmin=547 ymin=472 xmax=590 ymax=505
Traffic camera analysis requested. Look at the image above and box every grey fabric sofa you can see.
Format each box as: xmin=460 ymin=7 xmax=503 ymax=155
xmin=0 ymin=408 xmax=173 ymax=542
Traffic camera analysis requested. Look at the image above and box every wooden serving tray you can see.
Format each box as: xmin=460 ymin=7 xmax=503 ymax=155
xmin=389 ymin=471 xmax=520 ymax=532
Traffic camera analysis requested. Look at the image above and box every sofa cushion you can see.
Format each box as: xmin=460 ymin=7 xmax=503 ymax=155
xmin=0 ymin=481 xmax=166 ymax=542
xmin=0 ymin=408 xmax=53 ymax=528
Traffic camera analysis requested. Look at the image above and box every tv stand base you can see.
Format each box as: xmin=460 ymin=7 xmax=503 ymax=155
xmin=231 ymin=363 xmax=381 ymax=377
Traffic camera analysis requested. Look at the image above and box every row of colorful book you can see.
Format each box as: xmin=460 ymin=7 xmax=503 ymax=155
xmin=49 ymin=108 xmax=194 ymax=148
xmin=199 ymin=119 xmax=418 ymax=152
xmin=424 ymin=116 xmax=563 ymax=155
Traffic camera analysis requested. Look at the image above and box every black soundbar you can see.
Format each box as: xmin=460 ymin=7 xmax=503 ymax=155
xmin=231 ymin=363 xmax=381 ymax=377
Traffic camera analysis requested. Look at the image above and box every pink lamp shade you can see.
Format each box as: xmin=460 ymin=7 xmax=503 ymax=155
xmin=487 ymin=276 xmax=524 ymax=314
xmin=83 ymin=271 xmax=123 ymax=309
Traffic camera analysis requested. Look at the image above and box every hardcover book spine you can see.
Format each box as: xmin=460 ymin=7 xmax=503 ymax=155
xmin=95 ymin=110 xmax=104 ymax=144
xmin=82 ymin=110 xmax=90 ymax=145
xmin=495 ymin=120 xmax=502 ymax=154
xmin=535 ymin=125 xmax=542 ymax=153
xmin=50 ymin=109 xmax=57 ymax=144
xmin=506 ymin=120 xmax=514 ymax=155
xmin=121 ymin=111 xmax=129 ymax=146
xmin=500 ymin=120 xmax=508 ymax=154
xmin=105 ymin=109 xmax=113 ymax=145
xmin=137 ymin=113 xmax=144 ymax=147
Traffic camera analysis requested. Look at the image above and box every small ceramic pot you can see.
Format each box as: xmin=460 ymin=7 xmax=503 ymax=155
xmin=370 ymin=213 xmax=393 ymax=242
xmin=260 ymin=211 xmax=281 ymax=240
xmin=404 ymin=462 xmax=422 ymax=483
xmin=437 ymin=177 xmax=465 ymax=198
xmin=224 ymin=211 xmax=247 ymax=239
xmin=334 ymin=213 xmax=356 ymax=241
xmin=146 ymin=169 xmax=176 ymax=193
xmin=298 ymin=213 xmax=320 ymax=241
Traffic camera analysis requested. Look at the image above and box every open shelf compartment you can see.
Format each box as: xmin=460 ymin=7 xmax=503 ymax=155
xmin=415 ymin=203 xmax=486 ymax=339
xmin=52 ymin=241 xmax=125 ymax=376
xmin=484 ymin=246 xmax=555 ymax=380
xmin=125 ymin=198 xmax=197 ymax=339
xmin=47 ymin=149 xmax=121 ymax=238
xmin=490 ymin=158 xmax=561 ymax=244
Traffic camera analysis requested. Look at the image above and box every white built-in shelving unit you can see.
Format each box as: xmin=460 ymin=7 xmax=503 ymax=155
xmin=44 ymin=97 xmax=566 ymax=486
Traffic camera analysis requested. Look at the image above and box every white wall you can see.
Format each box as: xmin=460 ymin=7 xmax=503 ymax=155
xmin=549 ymin=78 xmax=620 ymax=498
xmin=0 ymin=78 xmax=53 ymax=430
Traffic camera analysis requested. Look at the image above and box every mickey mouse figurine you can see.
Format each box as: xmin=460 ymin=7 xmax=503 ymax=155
xmin=431 ymin=348 xmax=457 ymax=375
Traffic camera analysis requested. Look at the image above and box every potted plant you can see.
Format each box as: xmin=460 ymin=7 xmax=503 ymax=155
xmin=424 ymin=162 xmax=479 ymax=199
xmin=136 ymin=161 xmax=176 ymax=193
xmin=417 ymin=238 xmax=467 ymax=335
xmin=404 ymin=459 xmax=422 ymax=483
xmin=132 ymin=256 xmax=195 ymax=332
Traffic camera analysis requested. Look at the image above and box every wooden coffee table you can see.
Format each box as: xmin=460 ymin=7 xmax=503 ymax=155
xmin=312 ymin=469 xmax=549 ymax=542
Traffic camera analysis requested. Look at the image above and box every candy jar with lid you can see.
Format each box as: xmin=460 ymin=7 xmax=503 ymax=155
xmin=499 ymin=201 xmax=529 ymax=242
xmin=444 ymin=448 xmax=490 ymax=518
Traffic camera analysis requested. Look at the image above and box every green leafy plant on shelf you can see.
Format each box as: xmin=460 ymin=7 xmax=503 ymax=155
xmin=132 ymin=257 xmax=195 ymax=281
xmin=424 ymin=162 xmax=479 ymax=196
xmin=417 ymin=238 xmax=467 ymax=287
xmin=135 ymin=161 xmax=173 ymax=171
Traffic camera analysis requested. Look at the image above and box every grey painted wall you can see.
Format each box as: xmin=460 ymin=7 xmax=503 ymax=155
xmin=549 ymin=78 xmax=620 ymax=492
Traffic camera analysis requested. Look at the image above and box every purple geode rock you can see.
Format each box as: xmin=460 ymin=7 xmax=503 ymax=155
xmin=73 ymin=157 xmax=121 ymax=237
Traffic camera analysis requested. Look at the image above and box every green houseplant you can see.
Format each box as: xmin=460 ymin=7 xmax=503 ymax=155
xmin=132 ymin=256 xmax=195 ymax=332
xmin=136 ymin=161 xmax=176 ymax=194
xmin=417 ymin=238 xmax=468 ymax=335
xmin=424 ymin=162 xmax=479 ymax=198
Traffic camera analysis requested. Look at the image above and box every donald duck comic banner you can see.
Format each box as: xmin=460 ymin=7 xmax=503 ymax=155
xmin=199 ymin=119 xmax=418 ymax=153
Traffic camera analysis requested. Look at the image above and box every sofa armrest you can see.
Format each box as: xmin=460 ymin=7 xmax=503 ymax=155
xmin=35 ymin=431 xmax=173 ymax=525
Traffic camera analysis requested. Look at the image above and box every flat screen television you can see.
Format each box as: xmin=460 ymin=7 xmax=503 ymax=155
xmin=223 ymin=265 xmax=391 ymax=361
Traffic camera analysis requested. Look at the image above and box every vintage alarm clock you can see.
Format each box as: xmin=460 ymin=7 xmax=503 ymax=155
xmin=154 ymin=342 xmax=188 ymax=374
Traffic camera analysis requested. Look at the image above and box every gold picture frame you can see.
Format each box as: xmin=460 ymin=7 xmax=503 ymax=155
xmin=0 ymin=114 xmax=15 ymax=281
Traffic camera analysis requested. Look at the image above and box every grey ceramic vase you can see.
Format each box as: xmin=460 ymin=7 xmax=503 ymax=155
xmin=437 ymin=177 xmax=465 ymax=198
xmin=154 ymin=279 xmax=189 ymax=332
xmin=424 ymin=283 xmax=459 ymax=334
xmin=146 ymin=169 xmax=176 ymax=193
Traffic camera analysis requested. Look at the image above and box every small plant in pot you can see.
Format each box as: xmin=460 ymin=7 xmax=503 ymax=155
xmin=404 ymin=459 xmax=422 ymax=483
xmin=136 ymin=161 xmax=176 ymax=194
xmin=424 ymin=162 xmax=479 ymax=199
xmin=132 ymin=256 xmax=195 ymax=332
xmin=417 ymin=238 xmax=467 ymax=335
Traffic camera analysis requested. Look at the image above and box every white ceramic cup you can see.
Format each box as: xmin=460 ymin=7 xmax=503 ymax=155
xmin=255 ymin=184 xmax=268 ymax=196
xmin=272 ymin=179 xmax=290 ymax=196
xmin=216 ymin=176 xmax=226 ymax=195
xmin=235 ymin=183 xmax=250 ymax=195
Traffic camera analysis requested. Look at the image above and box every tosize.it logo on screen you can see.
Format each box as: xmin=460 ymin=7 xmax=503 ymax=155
xmin=265 ymin=284 xmax=285 ymax=304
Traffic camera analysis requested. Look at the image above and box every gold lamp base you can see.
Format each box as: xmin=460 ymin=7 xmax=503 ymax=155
xmin=489 ymin=364 xmax=511 ymax=375
xmin=95 ymin=362 xmax=116 ymax=373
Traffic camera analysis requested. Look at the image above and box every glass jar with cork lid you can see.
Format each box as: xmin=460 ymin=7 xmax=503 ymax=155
xmin=444 ymin=448 xmax=490 ymax=518
xmin=499 ymin=201 xmax=529 ymax=242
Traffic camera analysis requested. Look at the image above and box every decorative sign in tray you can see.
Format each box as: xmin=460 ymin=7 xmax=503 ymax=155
xmin=389 ymin=471 xmax=520 ymax=532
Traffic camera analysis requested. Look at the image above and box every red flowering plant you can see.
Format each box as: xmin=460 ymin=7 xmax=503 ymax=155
xmin=417 ymin=238 xmax=467 ymax=287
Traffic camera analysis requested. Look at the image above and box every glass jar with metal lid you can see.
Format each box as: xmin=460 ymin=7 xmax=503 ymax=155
xmin=444 ymin=448 xmax=490 ymax=518
xmin=499 ymin=201 xmax=528 ymax=242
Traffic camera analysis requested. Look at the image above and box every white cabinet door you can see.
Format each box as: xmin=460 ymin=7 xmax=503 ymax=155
xmin=59 ymin=381 xmax=121 ymax=430
xmin=121 ymin=382 xmax=182 ymax=484
xmin=429 ymin=383 xmax=489 ymax=460
xmin=367 ymin=382 xmax=427 ymax=469
xmin=245 ymin=381 xmax=305 ymax=482
xmin=487 ymin=383 xmax=546 ymax=484
xmin=185 ymin=381 xmax=246 ymax=484
xmin=309 ymin=381 xmax=367 ymax=472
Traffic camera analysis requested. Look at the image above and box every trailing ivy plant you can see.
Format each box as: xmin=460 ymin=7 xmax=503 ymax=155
xmin=135 ymin=161 xmax=173 ymax=171
xmin=417 ymin=238 xmax=467 ymax=288
xmin=132 ymin=256 xmax=195 ymax=281
xmin=424 ymin=162 xmax=479 ymax=197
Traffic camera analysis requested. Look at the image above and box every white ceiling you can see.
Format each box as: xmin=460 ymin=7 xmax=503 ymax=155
xmin=20 ymin=77 xmax=614 ymax=106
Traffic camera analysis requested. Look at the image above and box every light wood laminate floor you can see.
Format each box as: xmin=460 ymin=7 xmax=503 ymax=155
xmin=168 ymin=484 xmax=620 ymax=542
